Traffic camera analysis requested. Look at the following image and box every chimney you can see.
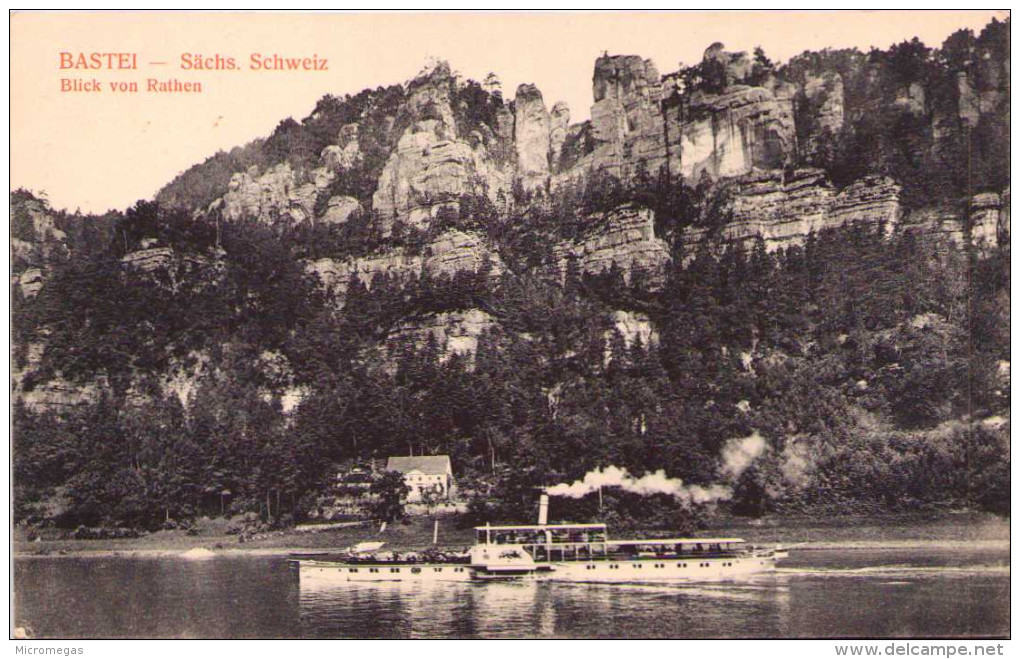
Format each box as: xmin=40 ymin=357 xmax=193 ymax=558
xmin=538 ymin=494 xmax=549 ymax=526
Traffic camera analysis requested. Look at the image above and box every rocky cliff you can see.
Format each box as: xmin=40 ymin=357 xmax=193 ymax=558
xmin=514 ymin=84 xmax=552 ymax=191
xmin=554 ymin=47 xmax=799 ymax=187
xmin=553 ymin=204 xmax=671 ymax=287
xmin=682 ymin=170 xmax=903 ymax=252
xmin=371 ymin=63 xmax=508 ymax=235
xmin=901 ymin=188 xmax=1011 ymax=252
xmin=305 ymin=229 xmax=503 ymax=301
xmin=385 ymin=308 xmax=496 ymax=367
xmin=672 ymin=83 xmax=796 ymax=180
xmin=217 ymin=162 xmax=336 ymax=224
xmin=586 ymin=55 xmax=666 ymax=180
xmin=11 ymin=195 xmax=69 ymax=298
xmin=174 ymin=37 xmax=1006 ymax=260
xmin=799 ymin=72 xmax=845 ymax=159
xmin=13 ymin=23 xmax=1011 ymax=418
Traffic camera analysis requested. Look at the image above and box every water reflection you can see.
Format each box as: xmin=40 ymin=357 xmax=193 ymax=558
xmin=14 ymin=556 xmax=301 ymax=638
xmin=13 ymin=548 xmax=1009 ymax=639
xmin=299 ymin=579 xmax=554 ymax=638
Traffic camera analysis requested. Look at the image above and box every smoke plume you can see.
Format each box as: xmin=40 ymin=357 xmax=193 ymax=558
xmin=779 ymin=439 xmax=814 ymax=490
xmin=546 ymin=431 xmax=769 ymax=505
xmin=720 ymin=432 xmax=768 ymax=480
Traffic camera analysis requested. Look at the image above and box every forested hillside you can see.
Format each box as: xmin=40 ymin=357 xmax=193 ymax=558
xmin=12 ymin=18 xmax=1010 ymax=531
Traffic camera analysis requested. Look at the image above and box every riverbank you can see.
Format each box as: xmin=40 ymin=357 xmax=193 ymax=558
xmin=12 ymin=511 xmax=1008 ymax=559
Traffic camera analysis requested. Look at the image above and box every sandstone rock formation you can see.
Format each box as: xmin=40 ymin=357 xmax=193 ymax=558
xmin=121 ymin=246 xmax=175 ymax=272
xmin=684 ymin=169 xmax=833 ymax=250
xmin=608 ymin=310 xmax=659 ymax=348
xmin=372 ymin=62 xmax=508 ymax=234
xmin=1001 ymin=187 xmax=1010 ymax=240
xmin=954 ymin=70 xmax=1005 ymax=128
xmin=800 ymin=72 xmax=845 ymax=157
xmin=703 ymin=43 xmax=752 ymax=82
xmin=828 ymin=176 xmax=902 ymax=234
xmin=11 ymin=196 xmax=68 ymax=270
xmin=120 ymin=245 xmax=226 ymax=292
xmin=403 ymin=60 xmax=458 ymax=132
xmin=562 ymin=48 xmax=798 ymax=186
xmin=554 ymin=205 xmax=671 ymax=287
xmin=683 ymin=171 xmax=902 ymax=252
xmin=305 ymin=230 xmax=502 ymax=301
xmin=387 ymin=308 xmax=496 ymax=366
xmin=321 ymin=123 xmax=362 ymax=171
xmin=321 ymin=196 xmax=361 ymax=224
xmin=514 ymin=84 xmax=551 ymax=190
xmin=15 ymin=268 xmax=45 ymax=299
xmin=902 ymin=207 xmax=965 ymax=246
xmin=549 ymin=101 xmax=571 ymax=171
xmin=425 ymin=230 xmax=503 ymax=278
xmin=372 ymin=120 xmax=478 ymax=232
xmin=894 ymin=81 xmax=926 ymax=115
xmin=970 ymin=191 xmax=1009 ymax=251
xmin=219 ymin=162 xmax=335 ymax=224
xmin=670 ymin=84 xmax=796 ymax=180
xmin=603 ymin=310 xmax=659 ymax=364
xmin=588 ymin=55 xmax=664 ymax=180
xmin=20 ymin=378 xmax=100 ymax=414
xmin=305 ymin=252 xmax=423 ymax=300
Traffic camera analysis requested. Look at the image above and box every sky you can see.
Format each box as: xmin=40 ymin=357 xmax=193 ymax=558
xmin=10 ymin=10 xmax=1007 ymax=214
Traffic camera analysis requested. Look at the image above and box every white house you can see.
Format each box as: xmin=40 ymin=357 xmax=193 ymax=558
xmin=386 ymin=455 xmax=454 ymax=503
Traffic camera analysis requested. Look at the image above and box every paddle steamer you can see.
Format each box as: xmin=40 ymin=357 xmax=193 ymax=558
xmin=295 ymin=495 xmax=785 ymax=584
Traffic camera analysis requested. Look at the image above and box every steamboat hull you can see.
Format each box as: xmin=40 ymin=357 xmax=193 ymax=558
xmin=297 ymin=553 xmax=777 ymax=584
xmin=541 ymin=554 xmax=777 ymax=582
xmin=297 ymin=560 xmax=474 ymax=584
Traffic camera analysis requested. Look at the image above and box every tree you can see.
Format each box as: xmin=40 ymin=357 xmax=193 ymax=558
xmin=747 ymin=46 xmax=775 ymax=86
xmin=370 ymin=471 xmax=410 ymax=521
xmin=419 ymin=484 xmax=446 ymax=517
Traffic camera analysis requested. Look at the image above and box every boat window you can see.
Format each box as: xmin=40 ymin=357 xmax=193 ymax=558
xmin=411 ymin=567 xmax=421 ymax=574
xmin=434 ymin=568 xmax=442 ymax=572
xmin=349 ymin=568 xmax=358 ymax=573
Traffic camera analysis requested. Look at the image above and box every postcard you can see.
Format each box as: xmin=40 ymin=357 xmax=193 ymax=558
xmin=10 ymin=10 xmax=1010 ymax=642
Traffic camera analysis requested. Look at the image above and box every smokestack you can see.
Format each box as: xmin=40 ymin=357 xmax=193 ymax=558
xmin=538 ymin=494 xmax=549 ymax=526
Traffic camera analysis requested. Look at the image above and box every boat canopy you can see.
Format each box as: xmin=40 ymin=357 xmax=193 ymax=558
xmin=474 ymin=524 xmax=607 ymax=532
xmin=607 ymin=538 xmax=745 ymax=546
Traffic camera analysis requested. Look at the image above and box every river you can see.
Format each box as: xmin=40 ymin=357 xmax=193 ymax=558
xmin=13 ymin=546 xmax=1009 ymax=638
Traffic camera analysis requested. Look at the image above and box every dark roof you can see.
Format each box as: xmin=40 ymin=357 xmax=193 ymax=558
xmin=386 ymin=455 xmax=452 ymax=475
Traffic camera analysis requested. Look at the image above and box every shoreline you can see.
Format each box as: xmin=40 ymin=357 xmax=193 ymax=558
xmin=13 ymin=511 xmax=1010 ymax=559
xmin=12 ymin=537 xmax=1012 ymax=560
